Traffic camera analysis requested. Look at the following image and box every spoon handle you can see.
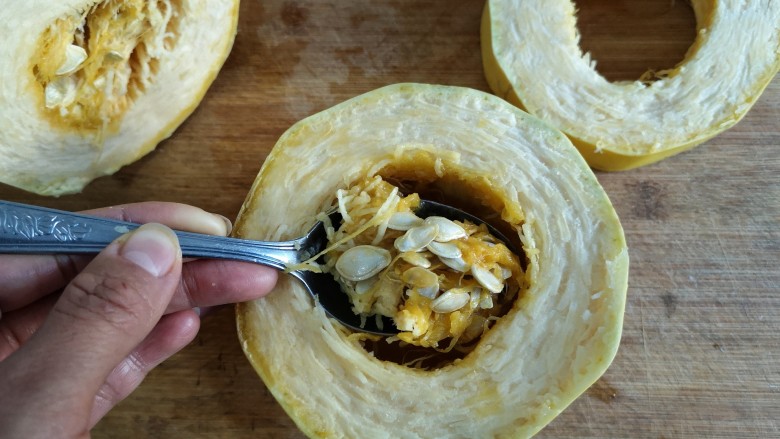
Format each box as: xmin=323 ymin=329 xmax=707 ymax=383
xmin=0 ymin=200 xmax=297 ymax=270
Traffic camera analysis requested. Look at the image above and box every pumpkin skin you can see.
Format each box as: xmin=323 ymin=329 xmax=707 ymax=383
xmin=235 ymin=83 xmax=629 ymax=438
xmin=482 ymin=0 xmax=780 ymax=171
xmin=0 ymin=0 xmax=239 ymax=195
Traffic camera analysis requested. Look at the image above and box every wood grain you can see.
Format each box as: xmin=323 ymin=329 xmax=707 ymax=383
xmin=1 ymin=1 xmax=777 ymax=437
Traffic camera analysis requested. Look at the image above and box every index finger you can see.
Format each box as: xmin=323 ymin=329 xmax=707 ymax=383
xmin=0 ymin=202 xmax=231 ymax=313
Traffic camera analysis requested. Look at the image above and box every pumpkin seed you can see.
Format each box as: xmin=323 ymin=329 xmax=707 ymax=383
xmin=44 ymin=76 xmax=77 ymax=109
xmin=417 ymin=285 xmax=440 ymax=299
xmin=431 ymin=289 xmax=470 ymax=313
xmin=401 ymin=266 xmax=440 ymax=299
xmin=105 ymin=50 xmax=124 ymax=62
xmin=335 ymin=245 xmax=391 ymax=282
xmin=56 ymin=44 xmax=88 ymax=75
xmin=387 ymin=211 xmax=424 ymax=231
xmin=354 ymin=278 xmax=377 ymax=295
xmin=479 ymin=292 xmax=494 ymax=309
xmin=501 ymin=266 xmax=513 ymax=279
xmin=427 ymin=241 xmax=462 ymax=259
xmin=469 ymin=288 xmax=482 ymax=308
xmin=400 ymin=251 xmax=432 ymax=268
xmin=471 ymin=265 xmax=504 ymax=293
xmin=394 ymin=224 xmax=438 ymax=252
xmin=460 ymin=315 xmax=488 ymax=343
xmin=401 ymin=266 xmax=438 ymax=285
xmin=424 ymin=216 xmax=467 ymax=242
xmin=439 ymin=256 xmax=470 ymax=273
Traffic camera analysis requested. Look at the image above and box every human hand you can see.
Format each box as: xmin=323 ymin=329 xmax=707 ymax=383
xmin=0 ymin=202 xmax=278 ymax=438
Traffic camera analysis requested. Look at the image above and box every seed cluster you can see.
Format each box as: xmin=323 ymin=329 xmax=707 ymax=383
xmin=324 ymin=176 xmax=522 ymax=348
xmin=33 ymin=0 xmax=181 ymax=129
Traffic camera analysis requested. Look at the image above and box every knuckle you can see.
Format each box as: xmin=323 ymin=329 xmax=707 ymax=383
xmin=95 ymin=377 xmax=121 ymax=405
xmin=179 ymin=266 xmax=202 ymax=309
xmin=57 ymin=272 xmax=155 ymax=329
xmin=97 ymin=353 xmax=148 ymax=405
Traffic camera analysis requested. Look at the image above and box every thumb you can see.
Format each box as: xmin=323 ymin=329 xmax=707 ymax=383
xmin=14 ymin=223 xmax=182 ymax=405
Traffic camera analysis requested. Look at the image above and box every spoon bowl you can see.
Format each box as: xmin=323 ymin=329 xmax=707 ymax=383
xmin=0 ymin=200 xmax=514 ymax=336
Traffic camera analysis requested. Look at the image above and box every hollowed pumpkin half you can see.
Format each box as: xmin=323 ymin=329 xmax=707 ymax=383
xmin=482 ymin=0 xmax=780 ymax=171
xmin=0 ymin=0 xmax=238 ymax=195
xmin=235 ymin=84 xmax=629 ymax=438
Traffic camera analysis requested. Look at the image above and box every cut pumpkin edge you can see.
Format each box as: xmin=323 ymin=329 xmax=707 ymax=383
xmin=2 ymin=1 xmax=240 ymax=196
xmin=480 ymin=1 xmax=780 ymax=172
xmin=233 ymin=83 xmax=630 ymax=438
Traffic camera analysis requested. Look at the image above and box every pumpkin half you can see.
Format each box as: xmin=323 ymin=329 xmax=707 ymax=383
xmin=235 ymin=83 xmax=629 ymax=438
xmin=482 ymin=0 xmax=780 ymax=171
xmin=0 ymin=0 xmax=239 ymax=195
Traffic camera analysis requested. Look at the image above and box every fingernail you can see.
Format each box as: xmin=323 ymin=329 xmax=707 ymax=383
xmin=198 ymin=212 xmax=232 ymax=236
xmin=120 ymin=224 xmax=180 ymax=277
xmin=216 ymin=214 xmax=233 ymax=235
xmin=193 ymin=306 xmax=214 ymax=317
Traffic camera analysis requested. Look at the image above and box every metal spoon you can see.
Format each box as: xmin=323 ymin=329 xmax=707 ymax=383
xmin=0 ymin=199 xmax=514 ymax=336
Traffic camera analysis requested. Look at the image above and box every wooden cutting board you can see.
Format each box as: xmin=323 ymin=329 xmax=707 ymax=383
xmin=2 ymin=1 xmax=778 ymax=437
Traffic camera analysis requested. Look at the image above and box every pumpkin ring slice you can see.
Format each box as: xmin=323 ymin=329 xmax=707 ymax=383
xmin=0 ymin=0 xmax=239 ymax=195
xmin=482 ymin=0 xmax=780 ymax=170
xmin=236 ymin=83 xmax=629 ymax=438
